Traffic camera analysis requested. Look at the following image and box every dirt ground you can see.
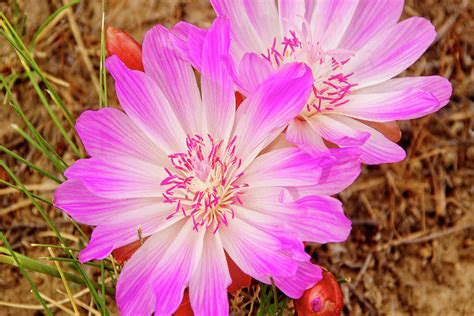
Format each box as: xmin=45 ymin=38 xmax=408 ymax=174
xmin=0 ymin=0 xmax=473 ymax=315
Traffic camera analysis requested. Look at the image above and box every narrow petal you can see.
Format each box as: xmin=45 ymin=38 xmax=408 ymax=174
xmin=233 ymin=62 xmax=313 ymax=168
xmin=241 ymin=147 xmax=328 ymax=187
xmin=308 ymin=0 xmax=359 ymax=50
xmin=79 ymin=205 xmax=176 ymax=262
xmin=142 ymin=25 xmax=202 ymax=135
xmin=298 ymin=147 xmax=362 ymax=195
xmin=286 ymin=195 xmax=352 ymax=243
xmin=236 ymin=53 xmax=273 ymax=96
xmin=64 ymin=158 xmax=166 ymax=199
xmin=330 ymin=115 xmax=406 ymax=164
xmin=54 ymin=179 xmax=161 ymax=226
xmin=106 ymin=55 xmax=186 ymax=153
xmin=189 ymin=232 xmax=232 ymax=316
xmin=278 ymin=0 xmax=306 ymax=37
xmin=170 ymin=21 xmax=207 ymax=71
xmin=152 ymin=221 xmax=205 ymax=315
xmin=243 ymin=0 xmax=279 ymax=44
xmin=201 ymin=17 xmax=235 ymax=141
xmin=347 ymin=17 xmax=437 ymax=88
xmin=274 ymin=261 xmax=323 ymax=299
xmin=333 ymin=88 xmax=441 ymax=122
xmin=221 ymin=217 xmax=298 ymax=279
xmin=75 ymin=108 xmax=167 ymax=165
xmin=339 ymin=0 xmax=404 ymax=51
xmin=286 ymin=118 xmax=329 ymax=154
xmin=308 ymin=114 xmax=371 ymax=146
xmin=211 ymin=0 xmax=267 ymax=61
xmin=354 ymin=75 xmax=452 ymax=107
xmin=116 ymin=222 xmax=184 ymax=315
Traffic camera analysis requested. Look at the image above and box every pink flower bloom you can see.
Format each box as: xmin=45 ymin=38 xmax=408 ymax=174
xmin=175 ymin=0 xmax=452 ymax=164
xmin=54 ymin=18 xmax=360 ymax=315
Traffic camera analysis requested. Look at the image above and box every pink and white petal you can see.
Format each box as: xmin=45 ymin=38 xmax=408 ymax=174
xmin=243 ymin=0 xmax=279 ymax=44
xmin=330 ymin=115 xmax=406 ymax=164
xmin=260 ymin=133 xmax=293 ymax=155
xmin=201 ymin=17 xmax=235 ymax=140
xmin=189 ymin=232 xmax=232 ymax=316
xmin=54 ymin=179 xmax=162 ymax=226
xmin=106 ymin=55 xmax=186 ymax=153
xmin=274 ymin=261 xmax=323 ymax=299
xmin=79 ymin=205 xmax=177 ymax=262
xmin=278 ymin=0 xmax=306 ymax=37
xmin=211 ymin=0 xmax=267 ymax=61
xmin=308 ymin=0 xmax=359 ymax=50
xmin=232 ymin=205 xmax=309 ymax=262
xmin=170 ymin=21 xmax=207 ymax=71
xmin=347 ymin=17 xmax=437 ymax=88
xmin=116 ymin=222 xmax=185 ymax=315
xmin=286 ymin=118 xmax=329 ymax=154
xmin=241 ymin=147 xmax=329 ymax=187
xmin=300 ymin=147 xmax=362 ymax=195
xmin=64 ymin=158 xmax=166 ymax=199
xmin=287 ymin=195 xmax=352 ymax=243
xmin=354 ymin=76 xmax=452 ymax=107
xmin=142 ymin=25 xmax=202 ymax=135
xmin=308 ymin=114 xmax=371 ymax=146
xmin=237 ymin=53 xmax=274 ymax=96
xmin=339 ymin=0 xmax=404 ymax=51
xmin=221 ymin=216 xmax=298 ymax=279
xmin=152 ymin=220 xmax=205 ymax=315
xmin=233 ymin=62 xmax=313 ymax=168
xmin=333 ymin=88 xmax=441 ymax=122
xmin=75 ymin=108 xmax=167 ymax=165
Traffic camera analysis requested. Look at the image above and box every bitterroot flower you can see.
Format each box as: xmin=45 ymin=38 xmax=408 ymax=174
xmin=54 ymin=17 xmax=360 ymax=315
xmin=175 ymin=0 xmax=452 ymax=164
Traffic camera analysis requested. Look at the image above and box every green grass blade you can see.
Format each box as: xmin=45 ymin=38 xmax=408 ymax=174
xmin=0 ymin=161 xmax=109 ymax=314
xmin=30 ymin=0 xmax=80 ymax=49
xmin=0 ymin=146 xmax=62 ymax=183
xmin=0 ymin=235 xmax=53 ymax=315
xmin=1 ymin=75 xmax=68 ymax=173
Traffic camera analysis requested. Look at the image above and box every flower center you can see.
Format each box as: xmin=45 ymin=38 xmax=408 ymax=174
xmin=160 ymin=135 xmax=247 ymax=233
xmin=261 ymin=31 xmax=357 ymax=117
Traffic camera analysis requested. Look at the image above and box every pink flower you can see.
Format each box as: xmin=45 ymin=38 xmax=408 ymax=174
xmin=54 ymin=18 xmax=360 ymax=315
xmin=175 ymin=0 xmax=452 ymax=164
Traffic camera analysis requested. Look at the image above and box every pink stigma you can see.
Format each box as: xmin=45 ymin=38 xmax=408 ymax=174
xmin=160 ymin=135 xmax=247 ymax=233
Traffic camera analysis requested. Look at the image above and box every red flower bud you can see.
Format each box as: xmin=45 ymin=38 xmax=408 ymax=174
xmin=295 ymin=270 xmax=344 ymax=316
xmin=106 ymin=27 xmax=144 ymax=71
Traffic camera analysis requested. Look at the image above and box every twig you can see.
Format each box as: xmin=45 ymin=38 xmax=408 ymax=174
xmin=63 ymin=0 xmax=100 ymax=96
xmin=47 ymin=247 xmax=80 ymax=315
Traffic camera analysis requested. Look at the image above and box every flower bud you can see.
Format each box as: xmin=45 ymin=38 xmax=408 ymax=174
xmin=106 ymin=27 xmax=144 ymax=71
xmin=295 ymin=270 xmax=344 ymax=316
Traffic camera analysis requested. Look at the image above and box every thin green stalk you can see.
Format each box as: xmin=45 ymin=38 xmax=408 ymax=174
xmin=43 ymin=257 xmax=114 ymax=272
xmin=0 ymin=180 xmax=52 ymax=205
xmin=0 ymin=145 xmax=62 ymax=183
xmin=0 ymin=235 xmax=53 ymax=315
xmin=98 ymin=0 xmax=108 ymax=108
xmin=1 ymin=13 xmax=76 ymax=128
xmin=30 ymin=0 xmax=80 ymax=49
xmin=1 ymin=74 xmax=68 ymax=172
xmin=0 ymin=161 xmax=109 ymax=314
xmin=0 ymin=247 xmax=115 ymax=296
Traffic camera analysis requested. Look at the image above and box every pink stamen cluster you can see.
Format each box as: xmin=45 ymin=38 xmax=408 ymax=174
xmin=261 ymin=31 xmax=357 ymax=115
xmin=307 ymin=72 xmax=357 ymax=113
xmin=160 ymin=135 xmax=247 ymax=233
xmin=261 ymin=30 xmax=302 ymax=66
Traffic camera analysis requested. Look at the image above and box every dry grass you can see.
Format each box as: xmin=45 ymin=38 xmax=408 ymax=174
xmin=0 ymin=0 xmax=472 ymax=315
